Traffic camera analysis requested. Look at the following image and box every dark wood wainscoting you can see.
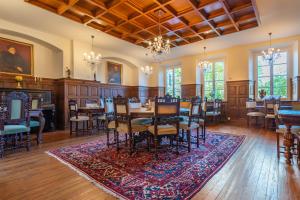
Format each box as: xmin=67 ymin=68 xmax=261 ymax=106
xmin=0 ymin=75 xmax=164 ymax=129
xmin=227 ymin=80 xmax=255 ymax=119
xmin=181 ymin=84 xmax=202 ymax=98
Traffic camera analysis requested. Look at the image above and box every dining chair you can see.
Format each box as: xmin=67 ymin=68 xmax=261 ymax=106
xmin=264 ymin=97 xmax=277 ymax=129
xmin=147 ymin=95 xmax=180 ymax=159
xmin=103 ymin=98 xmax=118 ymax=147
xmin=205 ymin=99 xmax=221 ymax=123
xmin=179 ymin=96 xmax=204 ymax=151
xmin=0 ymin=92 xmax=31 ymax=158
xmin=246 ymin=99 xmax=265 ymax=127
xmin=114 ymin=97 xmax=151 ymax=153
xmin=69 ymin=99 xmax=89 ymax=136
xmin=274 ymin=104 xmax=300 ymax=159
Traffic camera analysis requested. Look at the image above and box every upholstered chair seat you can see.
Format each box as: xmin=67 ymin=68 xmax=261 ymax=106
xmin=265 ymin=114 xmax=275 ymax=119
xmin=206 ymin=111 xmax=221 ymax=116
xmin=108 ymin=120 xmax=116 ymax=129
xmin=0 ymin=125 xmax=30 ymax=135
xmin=117 ymin=118 xmax=152 ymax=133
xmin=246 ymin=112 xmax=265 ymax=117
xmin=70 ymin=115 xmax=89 ymax=122
xmin=148 ymin=124 xmax=177 ymax=135
xmin=22 ymin=120 xmax=40 ymax=128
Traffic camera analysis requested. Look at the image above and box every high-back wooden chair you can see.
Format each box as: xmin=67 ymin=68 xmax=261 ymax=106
xmin=69 ymin=99 xmax=89 ymax=136
xmin=179 ymin=96 xmax=205 ymax=151
xmin=147 ymin=95 xmax=180 ymax=159
xmin=0 ymin=92 xmax=31 ymax=158
xmin=114 ymin=97 xmax=151 ymax=153
xmin=264 ymin=97 xmax=278 ymax=129
xmin=103 ymin=98 xmax=117 ymax=147
xmin=246 ymin=99 xmax=265 ymax=127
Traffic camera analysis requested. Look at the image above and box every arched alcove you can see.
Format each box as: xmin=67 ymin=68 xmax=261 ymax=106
xmin=0 ymin=29 xmax=64 ymax=78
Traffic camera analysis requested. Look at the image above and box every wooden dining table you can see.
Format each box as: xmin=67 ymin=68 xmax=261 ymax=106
xmin=278 ymin=110 xmax=300 ymax=164
xmin=129 ymin=107 xmax=190 ymax=118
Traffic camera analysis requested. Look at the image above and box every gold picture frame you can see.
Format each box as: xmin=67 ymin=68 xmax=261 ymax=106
xmin=0 ymin=37 xmax=34 ymax=76
xmin=107 ymin=61 xmax=122 ymax=84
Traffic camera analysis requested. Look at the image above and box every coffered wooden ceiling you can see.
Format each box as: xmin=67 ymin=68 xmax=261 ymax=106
xmin=25 ymin=0 xmax=260 ymax=47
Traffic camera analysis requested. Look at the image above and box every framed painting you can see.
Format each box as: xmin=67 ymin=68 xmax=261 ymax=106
xmin=0 ymin=37 xmax=33 ymax=76
xmin=107 ymin=61 xmax=122 ymax=84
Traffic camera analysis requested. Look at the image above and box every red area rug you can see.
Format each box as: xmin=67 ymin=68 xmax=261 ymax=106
xmin=47 ymin=132 xmax=245 ymax=200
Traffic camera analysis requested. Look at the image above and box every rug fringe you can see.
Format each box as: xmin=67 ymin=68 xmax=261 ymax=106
xmin=45 ymin=151 xmax=127 ymax=200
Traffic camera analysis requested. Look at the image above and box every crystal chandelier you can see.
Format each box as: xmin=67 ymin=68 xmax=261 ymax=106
xmin=198 ymin=46 xmax=212 ymax=71
xmin=147 ymin=10 xmax=170 ymax=57
xmin=262 ymin=32 xmax=280 ymax=64
xmin=141 ymin=65 xmax=153 ymax=76
xmin=83 ymin=35 xmax=102 ymax=65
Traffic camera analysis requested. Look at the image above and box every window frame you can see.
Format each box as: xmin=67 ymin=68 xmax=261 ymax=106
xmin=254 ymin=48 xmax=291 ymax=100
xmin=165 ymin=65 xmax=182 ymax=97
xmin=202 ymin=59 xmax=225 ymax=100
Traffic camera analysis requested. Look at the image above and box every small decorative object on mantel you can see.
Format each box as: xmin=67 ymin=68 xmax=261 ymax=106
xmin=259 ymin=89 xmax=266 ymax=100
xmin=93 ymin=72 xmax=96 ymax=81
xmin=65 ymin=66 xmax=71 ymax=78
xmin=15 ymin=75 xmax=23 ymax=88
xmin=34 ymin=76 xmax=42 ymax=87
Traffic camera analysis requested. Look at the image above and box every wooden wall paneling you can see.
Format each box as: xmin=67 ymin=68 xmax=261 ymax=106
xmin=226 ymin=80 xmax=251 ymax=119
xmin=181 ymin=84 xmax=201 ymax=98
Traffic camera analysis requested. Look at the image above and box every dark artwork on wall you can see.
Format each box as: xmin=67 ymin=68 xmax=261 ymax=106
xmin=107 ymin=61 xmax=122 ymax=84
xmin=0 ymin=37 xmax=33 ymax=76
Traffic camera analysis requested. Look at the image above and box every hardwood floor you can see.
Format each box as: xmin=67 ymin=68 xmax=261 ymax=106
xmin=0 ymin=120 xmax=299 ymax=200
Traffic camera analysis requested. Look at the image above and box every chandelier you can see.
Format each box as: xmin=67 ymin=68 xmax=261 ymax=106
xmin=141 ymin=65 xmax=153 ymax=76
xmin=83 ymin=35 xmax=102 ymax=65
xmin=147 ymin=10 xmax=170 ymax=57
xmin=198 ymin=46 xmax=212 ymax=71
xmin=262 ymin=32 xmax=280 ymax=63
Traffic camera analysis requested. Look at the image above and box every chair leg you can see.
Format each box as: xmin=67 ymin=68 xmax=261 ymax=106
xmin=154 ymin=136 xmax=158 ymax=159
xmin=187 ymin=130 xmax=191 ymax=152
xmin=75 ymin=122 xmax=79 ymax=136
xmin=106 ymin=128 xmax=110 ymax=147
xmin=247 ymin=116 xmax=250 ymax=127
xmin=0 ymin=135 xmax=4 ymax=158
xmin=70 ymin=121 xmax=73 ymax=136
xmin=277 ymin=132 xmax=280 ymax=159
xmin=176 ymin=133 xmax=179 ymax=155
xmin=116 ymin=131 xmax=120 ymax=151
xmin=26 ymin=131 xmax=31 ymax=151
xmin=196 ymin=127 xmax=200 ymax=148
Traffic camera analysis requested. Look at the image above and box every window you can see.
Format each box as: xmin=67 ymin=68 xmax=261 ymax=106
xmin=166 ymin=67 xmax=181 ymax=97
xmin=204 ymin=61 xmax=225 ymax=100
xmin=257 ymin=52 xmax=288 ymax=98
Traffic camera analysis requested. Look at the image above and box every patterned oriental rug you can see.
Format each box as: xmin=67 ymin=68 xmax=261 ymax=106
xmin=47 ymin=132 xmax=245 ymax=200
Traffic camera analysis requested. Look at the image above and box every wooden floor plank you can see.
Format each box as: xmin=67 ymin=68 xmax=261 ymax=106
xmin=0 ymin=121 xmax=299 ymax=200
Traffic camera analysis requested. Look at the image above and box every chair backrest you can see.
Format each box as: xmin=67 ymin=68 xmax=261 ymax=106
xmin=114 ymin=97 xmax=130 ymax=125
xmin=190 ymin=96 xmax=202 ymax=116
xmin=180 ymin=98 xmax=191 ymax=109
xmin=154 ymin=95 xmax=180 ymax=117
xmin=85 ymin=99 xmax=99 ymax=108
xmin=104 ymin=98 xmax=114 ymax=113
xmin=128 ymin=97 xmax=140 ymax=103
xmin=68 ymin=99 xmax=78 ymax=118
xmin=31 ymin=97 xmax=41 ymax=110
xmin=214 ymin=99 xmax=222 ymax=113
xmin=246 ymin=100 xmax=256 ymax=109
xmin=5 ymin=92 xmax=30 ymax=126
xmin=264 ymin=97 xmax=276 ymax=115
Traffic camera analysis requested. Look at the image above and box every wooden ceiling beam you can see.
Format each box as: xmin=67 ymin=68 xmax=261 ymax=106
xmin=251 ymin=0 xmax=261 ymax=25
xmin=219 ymin=0 xmax=239 ymax=31
xmin=187 ymin=0 xmax=221 ymax=36
xmin=57 ymin=0 xmax=79 ymax=15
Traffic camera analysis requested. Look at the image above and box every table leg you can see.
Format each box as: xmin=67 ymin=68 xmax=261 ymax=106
xmin=283 ymin=124 xmax=293 ymax=164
